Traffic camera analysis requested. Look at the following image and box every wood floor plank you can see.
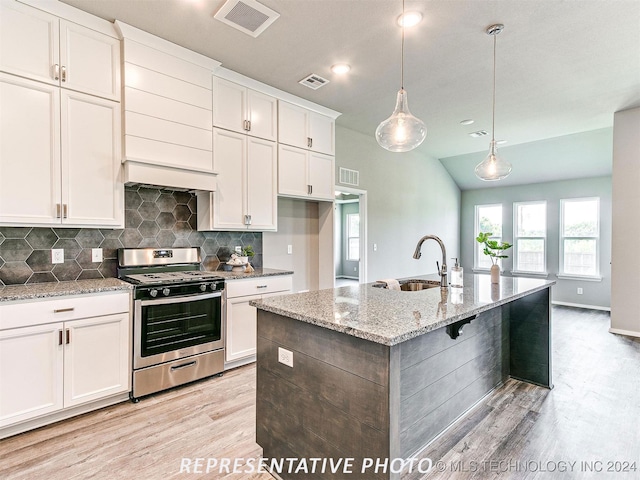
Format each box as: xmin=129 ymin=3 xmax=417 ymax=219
xmin=0 ymin=306 xmax=638 ymax=480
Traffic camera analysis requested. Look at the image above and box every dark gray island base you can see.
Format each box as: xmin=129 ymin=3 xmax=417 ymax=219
xmin=252 ymin=275 xmax=554 ymax=479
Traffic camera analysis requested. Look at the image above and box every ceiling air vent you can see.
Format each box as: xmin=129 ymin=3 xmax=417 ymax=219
xmin=469 ymin=130 xmax=488 ymax=138
xmin=339 ymin=167 xmax=359 ymax=187
xmin=299 ymin=73 xmax=330 ymax=90
xmin=214 ymin=0 xmax=280 ymax=38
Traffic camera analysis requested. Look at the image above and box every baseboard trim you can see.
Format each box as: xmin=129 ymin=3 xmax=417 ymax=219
xmin=608 ymin=327 xmax=640 ymax=338
xmin=552 ymin=301 xmax=611 ymax=312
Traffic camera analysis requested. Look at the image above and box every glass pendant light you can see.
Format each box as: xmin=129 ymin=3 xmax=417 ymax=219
xmin=375 ymin=0 xmax=426 ymax=152
xmin=475 ymin=24 xmax=512 ymax=181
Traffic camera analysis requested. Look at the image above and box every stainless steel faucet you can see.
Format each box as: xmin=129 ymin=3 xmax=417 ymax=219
xmin=413 ymin=235 xmax=448 ymax=288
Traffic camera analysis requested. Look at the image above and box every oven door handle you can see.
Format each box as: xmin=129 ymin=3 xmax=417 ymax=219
xmin=139 ymin=291 xmax=222 ymax=307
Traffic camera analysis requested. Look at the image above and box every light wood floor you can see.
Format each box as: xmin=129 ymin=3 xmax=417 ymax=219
xmin=1 ymin=307 xmax=638 ymax=480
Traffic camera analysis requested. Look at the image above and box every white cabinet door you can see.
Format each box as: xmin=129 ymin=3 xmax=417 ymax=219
xmin=308 ymin=151 xmax=335 ymax=200
xmin=225 ymin=295 xmax=258 ymax=362
xmin=212 ymin=128 xmax=247 ymax=230
xmin=247 ymin=137 xmax=277 ymax=231
xmin=212 ymin=77 xmax=246 ymax=134
xmin=278 ymin=101 xmax=309 ymax=149
xmin=61 ymin=89 xmax=122 ymax=227
xmin=247 ymin=89 xmax=276 ymax=141
xmin=63 ymin=313 xmax=130 ymax=408
xmin=59 ymin=20 xmax=120 ymax=101
xmin=309 ymin=112 xmax=334 ymax=155
xmin=278 ymin=144 xmax=308 ymax=198
xmin=0 ymin=323 xmax=64 ymax=428
xmin=0 ymin=73 xmax=61 ymax=224
xmin=0 ymin=2 xmax=59 ymax=85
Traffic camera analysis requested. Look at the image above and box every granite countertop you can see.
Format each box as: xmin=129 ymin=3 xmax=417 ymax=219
xmin=213 ymin=268 xmax=294 ymax=281
xmin=252 ymin=274 xmax=555 ymax=346
xmin=0 ymin=278 xmax=133 ymax=302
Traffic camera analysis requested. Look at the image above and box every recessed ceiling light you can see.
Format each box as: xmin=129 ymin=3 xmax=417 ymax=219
xmin=460 ymin=119 xmax=474 ymax=126
xmin=496 ymin=139 xmax=508 ymax=145
xmin=331 ymin=64 xmax=351 ymax=75
xmin=397 ymin=11 xmax=423 ymax=28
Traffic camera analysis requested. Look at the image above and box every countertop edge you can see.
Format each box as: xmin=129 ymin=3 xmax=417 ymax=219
xmin=252 ymin=281 xmax=555 ymax=346
xmin=213 ymin=269 xmax=294 ymax=281
xmin=0 ymin=279 xmax=133 ymax=303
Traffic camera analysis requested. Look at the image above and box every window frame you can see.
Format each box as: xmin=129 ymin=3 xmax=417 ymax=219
xmin=474 ymin=203 xmax=503 ymax=271
xmin=346 ymin=213 xmax=360 ymax=261
xmin=559 ymin=197 xmax=601 ymax=280
xmin=512 ymin=201 xmax=547 ymax=275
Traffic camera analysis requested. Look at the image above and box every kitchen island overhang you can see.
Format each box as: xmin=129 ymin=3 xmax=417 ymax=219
xmin=252 ymin=275 xmax=555 ymax=480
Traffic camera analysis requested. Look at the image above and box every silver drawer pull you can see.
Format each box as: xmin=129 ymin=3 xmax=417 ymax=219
xmin=54 ymin=307 xmax=74 ymax=313
xmin=256 ymin=285 xmax=268 ymax=289
xmin=171 ymin=361 xmax=197 ymax=371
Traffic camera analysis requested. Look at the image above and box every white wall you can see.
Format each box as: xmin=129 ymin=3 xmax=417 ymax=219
xmin=611 ymin=106 xmax=640 ymax=337
xmin=335 ymin=126 xmax=461 ymax=282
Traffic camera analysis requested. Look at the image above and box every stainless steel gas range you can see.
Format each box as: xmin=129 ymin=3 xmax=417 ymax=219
xmin=118 ymin=247 xmax=225 ymax=401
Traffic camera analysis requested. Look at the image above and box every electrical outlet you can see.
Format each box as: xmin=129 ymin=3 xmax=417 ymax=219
xmin=278 ymin=347 xmax=293 ymax=368
xmin=354 ymin=267 xmax=357 ymax=272
xmin=91 ymin=248 xmax=103 ymax=263
xmin=577 ymin=287 xmax=583 ymax=295
xmin=373 ymin=243 xmax=377 ymax=252
xmin=51 ymin=249 xmax=64 ymax=264
xmin=235 ymin=246 xmax=242 ymax=254
xmin=287 ymin=245 xmax=292 ymax=254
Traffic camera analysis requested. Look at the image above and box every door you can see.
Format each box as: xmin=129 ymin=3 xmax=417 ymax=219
xmin=225 ymin=295 xmax=258 ymax=362
xmin=309 ymin=112 xmax=334 ymax=155
xmin=278 ymin=144 xmax=308 ymax=198
xmin=278 ymin=101 xmax=309 ymax=149
xmin=212 ymin=128 xmax=247 ymax=229
xmin=0 ymin=2 xmax=59 ymax=85
xmin=0 ymin=323 xmax=64 ymax=427
xmin=247 ymin=137 xmax=277 ymax=231
xmin=212 ymin=77 xmax=246 ymax=134
xmin=247 ymin=89 xmax=276 ymax=141
xmin=63 ymin=313 xmax=130 ymax=407
xmin=0 ymin=73 xmax=61 ymax=224
xmin=59 ymin=20 xmax=120 ymax=101
xmin=308 ymin=151 xmax=334 ymax=200
xmin=61 ymin=89 xmax=122 ymax=226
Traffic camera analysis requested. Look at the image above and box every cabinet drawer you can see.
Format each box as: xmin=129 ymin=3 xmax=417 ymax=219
xmin=0 ymin=292 xmax=130 ymax=330
xmin=226 ymin=276 xmax=292 ymax=298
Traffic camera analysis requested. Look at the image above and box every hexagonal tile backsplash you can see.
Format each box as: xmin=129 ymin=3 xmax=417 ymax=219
xmin=0 ymin=186 xmax=262 ymax=286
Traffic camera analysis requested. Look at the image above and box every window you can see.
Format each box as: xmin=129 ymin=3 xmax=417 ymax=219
xmin=346 ymin=213 xmax=360 ymax=261
xmin=514 ymin=201 xmax=546 ymax=273
xmin=560 ymin=198 xmax=600 ymax=277
xmin=475 ymin=204 xmax=502 ymax=269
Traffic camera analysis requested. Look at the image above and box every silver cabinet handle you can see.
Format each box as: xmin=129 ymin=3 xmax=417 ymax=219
xmin=310 ymin=185 xmax=313 ymax=195
xmin=61 ymin=65 xmax=67 ymax=82
xmin=171 ymin=361 xmax=197 ymax=371
xmin=247 ymin=120 xmax=251 ymax=131
xmin=54 ymin=307 xmax=74 ymax=313
xmin=247 ymin=214 xmax=252 ymax=225
xmin=56 ymin=203 xmax=61 ymax=218
xmin=63 ymin=204 xmax=68 ymax=219
xmin=307 ymin=137 xmax=312 ymax=148
xmin=58 ymin=330 xmax=63 ymax=346
xmin=65 ymin=329 xmax=70 ymax=344
xmin=53 ymin=64 xmax=60 ymax=81
xmin=256 ymin=285 xmax=268 ymax=289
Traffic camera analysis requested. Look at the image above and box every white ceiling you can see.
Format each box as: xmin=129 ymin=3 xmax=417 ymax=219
xmin=62 ymin=0 xmax=640 ymax=187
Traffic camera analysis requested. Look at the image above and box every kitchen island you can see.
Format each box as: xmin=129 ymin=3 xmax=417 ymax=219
xmin=251 ymin=274 xmax=554 ymax=479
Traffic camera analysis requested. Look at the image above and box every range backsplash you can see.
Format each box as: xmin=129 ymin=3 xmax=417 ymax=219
xmin=0 ymin=186 xmax=262 ymax=286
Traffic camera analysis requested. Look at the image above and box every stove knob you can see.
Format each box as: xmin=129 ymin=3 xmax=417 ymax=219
xmin=149 ymin=289 xmax=158 ymax=298
xmin=210 ymin=283 xmax=217 ymax=291
xmin=162 ymin=288 xmax=171 ymax=296
xmin=200 ymin=284 xmax=207 ymax=292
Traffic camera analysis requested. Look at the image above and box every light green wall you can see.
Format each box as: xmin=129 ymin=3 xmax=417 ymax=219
xmin=335 ymin=126 xmax=461 ymax=282
xmin=461 ymin=176 xmax=612 ymax=308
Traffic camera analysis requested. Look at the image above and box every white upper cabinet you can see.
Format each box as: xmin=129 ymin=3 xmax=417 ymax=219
xmin=213 ymin=77 xmax=277 ymax=141
xmin=278 ymin=101 xmax=335 ymax=155
xmin=0 ymin=1 xmax=120 ymax=101
xmin=278 ymin=144 xmax=334 ymax=202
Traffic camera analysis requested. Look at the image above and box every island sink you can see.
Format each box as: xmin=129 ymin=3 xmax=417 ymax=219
xmin=373 ymin=279 xmax=441 ymax=291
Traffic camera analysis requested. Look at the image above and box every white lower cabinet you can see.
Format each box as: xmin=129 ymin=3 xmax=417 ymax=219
xmin=0 ymin=292 xmax=131 ymax=435
xmin=224 ymin=275 xmax=292 ymax=367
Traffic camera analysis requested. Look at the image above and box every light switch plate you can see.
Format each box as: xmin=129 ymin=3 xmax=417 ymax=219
xmin=51 ymin=249 xmax=64 ymax=264
xmin=235 ymin=246 xmax=242 ymax=254
xmin=287 ymin=245 xmax=292 ymax=254
xmin=92 ymin=248 xmax=103 ymax=263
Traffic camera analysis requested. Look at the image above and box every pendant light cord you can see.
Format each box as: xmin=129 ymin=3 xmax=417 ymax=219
xmin=401 ymin=0 xmax=405 ymax=90
xmin=491 ymin=31 xmax=496 ymax=142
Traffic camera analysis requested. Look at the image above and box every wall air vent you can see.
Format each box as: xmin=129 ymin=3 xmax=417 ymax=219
xmin=214 ymin=0 xmax=280 ymax=38
xmin=469 ymin=130 xmax=488 ymax=138
xmin=339 ymin=167 xmax=360 ymax=187
xmin=299 ymin=73 xmax=330 ymax=90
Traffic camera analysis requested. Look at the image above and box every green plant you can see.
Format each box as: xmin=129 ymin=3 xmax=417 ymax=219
xmin=241 ymin=245 xmax=255 ymax=257
xmin=475 ymin=232 xmax=512 ymax=265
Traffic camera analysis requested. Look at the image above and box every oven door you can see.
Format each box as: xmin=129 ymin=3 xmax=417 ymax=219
xmin=134 ymin=291 xmax=223 ymax=369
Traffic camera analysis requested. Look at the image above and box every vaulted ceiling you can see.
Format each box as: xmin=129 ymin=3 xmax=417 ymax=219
xmin=63 ymin=0 xmax=640 ymax=188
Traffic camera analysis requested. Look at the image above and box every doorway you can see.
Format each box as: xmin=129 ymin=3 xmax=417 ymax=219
xmin=334 ymin=186 xmax=367 ymax=286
